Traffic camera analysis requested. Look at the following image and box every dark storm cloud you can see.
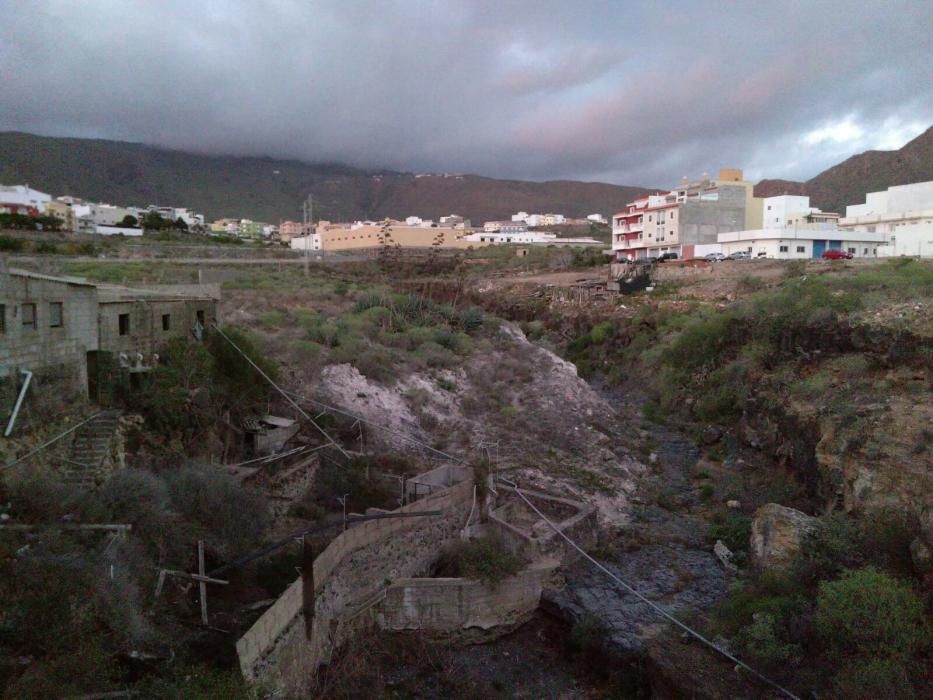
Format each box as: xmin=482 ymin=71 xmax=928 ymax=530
xmin=1 ymin=0 xmax=930 ymax=187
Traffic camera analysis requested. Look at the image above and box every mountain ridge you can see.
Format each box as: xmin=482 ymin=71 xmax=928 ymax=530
xmin=0 ymin=131 xmax=651 ymax=223
xmin=753 ymin=126 xmax=933 ymax=213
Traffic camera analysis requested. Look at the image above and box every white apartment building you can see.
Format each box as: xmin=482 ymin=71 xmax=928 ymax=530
xmin=587 ymin=213 xmax=607 ymax=224
xmin=762 ymin=195 xmax=838 ymax=228
xmin=510 ymin=212 xmax=566 ymax=227
xmin=839 ymin=181 xmax=933 ymax=258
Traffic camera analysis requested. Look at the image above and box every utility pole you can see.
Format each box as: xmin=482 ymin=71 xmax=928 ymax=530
xmin=302 ymin=194 xmax=313 ymax=277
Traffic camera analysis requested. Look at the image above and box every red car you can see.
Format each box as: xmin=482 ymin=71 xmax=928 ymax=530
xmin=821 ymin=250 xmax=853 ymax=260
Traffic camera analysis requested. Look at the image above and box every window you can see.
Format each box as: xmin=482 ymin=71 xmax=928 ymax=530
xmin=648 ymin=216 xmax=652 ymax=222
xmin=779 ymin=245 xmax=789 ymax=252
xmin=796 ymin=246 xmax=805 ymax=253
xmin=21 ymin=303 xmax=36 ymax=331
xmin=863 ymin=248 xmax=868 ymax=255
xmin=847 ymin=247 xmax=856 ymax=254
xmin=0 ymin=304 xmax=5 ymax=333
xmin=196 ymin=310 xmax=205 ymax=325
xmin=767 ymin=205 xmax=772 ymax=210
xmin=670 ymin=211 xmax=675 ymax=219
xmin=162 ymin=314 xmax=171 ymax=331
xmin=118 ymin=313 xmax=130 ymax=336
xmin=49 ymin=302 xmax=63 ymax=328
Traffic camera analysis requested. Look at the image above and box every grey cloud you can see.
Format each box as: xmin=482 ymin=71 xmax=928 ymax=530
xmin=1 ymin=0 xmax=931 ymax=188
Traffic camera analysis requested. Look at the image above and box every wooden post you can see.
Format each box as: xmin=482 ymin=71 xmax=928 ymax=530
xmin=198 ymin=540 xmax=208 ymax=626
xmin=302 ymin=533 xmax=314 ymax=640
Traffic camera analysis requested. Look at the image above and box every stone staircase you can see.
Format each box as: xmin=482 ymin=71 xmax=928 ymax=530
xmin=63 ymin=410 xmax=122 ymax=488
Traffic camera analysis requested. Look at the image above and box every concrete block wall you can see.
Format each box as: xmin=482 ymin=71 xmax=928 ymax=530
xmin=0 ymin=273 xmax=98 ymax=377
xmin=237 ymin=479 xmax=473 ymax=696
xmin=98 ymin=298 xmax=217 ymax=357
xmin=380 ymin=558 xmax=559 ymax=634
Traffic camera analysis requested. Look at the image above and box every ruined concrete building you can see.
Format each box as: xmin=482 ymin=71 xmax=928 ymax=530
xmin=0 ymin=267 xmax=219 ymax=399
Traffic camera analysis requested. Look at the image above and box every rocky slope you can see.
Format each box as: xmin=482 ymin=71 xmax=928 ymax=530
xmin=314 ymin=322 xmax=644 ymax=527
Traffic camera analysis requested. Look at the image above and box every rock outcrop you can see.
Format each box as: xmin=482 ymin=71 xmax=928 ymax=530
xmin=749 ymin=503 xmax=818 ymax=571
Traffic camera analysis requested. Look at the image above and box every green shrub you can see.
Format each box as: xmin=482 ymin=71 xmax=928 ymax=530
xmin=310 ymin=454 xmax=396 ymax=512
xmin=831 ymin=658 xmax=916 ymax=700
xmin=435 ymin=536 xmax=527 ymax=586
xmin=590 ymin=321 xmax=613 ymax=344
xmin=458 ymin=306 xmax=484 ymax=333
xmin=166 ymin=466 xmax=270 ymax=555
xmin=707 ymin=511 xmax=752 ymax=554
xmin=0 ymin=235 xmax=25 ymax=252
xmin=413 ymin=341 xmax=457 ymax=368
xmin=789 ymin=369 xmax=832 ymax=398
xmin=736 ymin=274 xmax=765 ymax=292
xmin=815 ymin=567 xmax=928 ymax=661
xmin=783 ymin=260 xmax=807 ymax=279
xmin=735 ymin=612 xmax=801 ymax=669
xmin=34 ymin=240 xmax=60 ymax=254
xmin=797 ymin=510 xmax=917 ymax=584
xmin=206 ymin=326 xmax=278 ymax=409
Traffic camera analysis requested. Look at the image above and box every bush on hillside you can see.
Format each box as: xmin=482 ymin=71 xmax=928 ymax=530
xmin=815 ymin=567 xmax=928 ymax=661
xmin=434 ymin=535 xmax=527 ymax=586
xmin=166 ymin=466 xmax=270 ymax=555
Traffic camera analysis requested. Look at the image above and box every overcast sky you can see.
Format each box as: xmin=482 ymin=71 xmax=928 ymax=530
xmin=2 ymin=0 xmax=931 ymax=186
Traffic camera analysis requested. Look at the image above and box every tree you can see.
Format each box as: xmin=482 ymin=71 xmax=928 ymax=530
xmin=174 ymin=217 xmax=188 ymax=231
xmin=36 ymin=215 xmax=62 ymax=232
xmin=141 ymin=211 xmax=167 ymax=231
xmin=118 ymin=214 xmax=138 ymax=228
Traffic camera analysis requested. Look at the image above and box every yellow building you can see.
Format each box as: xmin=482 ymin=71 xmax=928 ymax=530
xmin=45 ymin=200 xmax=76 ymax=231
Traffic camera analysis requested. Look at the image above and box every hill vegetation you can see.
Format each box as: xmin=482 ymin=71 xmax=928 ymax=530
xmin=0 ymin=131 xmax=650 ymax=224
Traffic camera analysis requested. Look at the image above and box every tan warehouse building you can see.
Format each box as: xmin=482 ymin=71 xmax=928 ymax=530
xmin=290 ymin=221 xmax=485 ymax=252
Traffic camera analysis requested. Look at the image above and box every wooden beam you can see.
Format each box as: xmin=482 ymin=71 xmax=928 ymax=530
xmin=198 ymin=540 xmax=208 ymax=626
xmin=302 ymin=533 xmax=314 ymax=640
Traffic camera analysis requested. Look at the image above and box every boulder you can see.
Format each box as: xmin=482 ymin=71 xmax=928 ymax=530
xmin=749 ymin=503 xmax=818 ymax=571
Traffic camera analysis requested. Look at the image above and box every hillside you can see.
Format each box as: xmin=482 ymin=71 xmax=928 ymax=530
xmin=0 ymin=132 xmax=650 ymax=223
xmin=754 ymin=125 xmax=933 ymax=213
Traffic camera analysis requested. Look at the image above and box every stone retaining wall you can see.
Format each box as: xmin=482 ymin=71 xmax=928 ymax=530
xmin=236 ymin=479 xmax=473 ymax=696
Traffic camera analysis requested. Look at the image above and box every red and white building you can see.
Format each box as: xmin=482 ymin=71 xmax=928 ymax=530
xmin=0 ymin=185 xmax=51 ymax=217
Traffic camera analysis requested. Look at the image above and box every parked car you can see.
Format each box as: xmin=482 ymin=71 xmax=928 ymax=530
xmin=658 ymin=252 xmax=679 ymax=262
xmin=821 ymin=250 xmax=853 ymax=260
xmin=727 ymin=251 xmax=750 ymax=260
xmin=705 ymin=252 xmax=726 ymax=262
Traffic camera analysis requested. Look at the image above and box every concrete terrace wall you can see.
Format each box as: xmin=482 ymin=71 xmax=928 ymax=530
xmin=237 ymin=479 xmax=473 ymax=696
xmin=380 ymin=558 xmax=559 ymax=636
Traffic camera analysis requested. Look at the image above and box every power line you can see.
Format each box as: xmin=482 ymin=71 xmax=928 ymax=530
xmin=497 ymin=476 xmax=801 ymax=700
xmin=210 ymin=323 xmax=349 ymax=459
xmin=238 ymin=350 xmax=796 ymax=697
xmin=282 ymin=389 xmax=466 ymax=464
